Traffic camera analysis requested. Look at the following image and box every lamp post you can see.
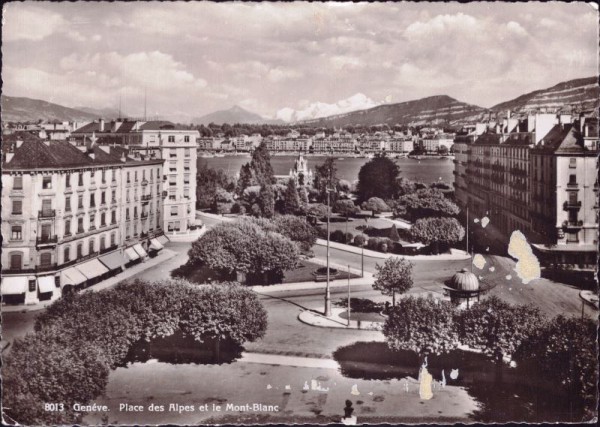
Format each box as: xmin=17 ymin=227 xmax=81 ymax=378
xmin=325 ymin=187 xmax=332 ymax=317
xmin=347 ymin=264 xmax=351 ymax=327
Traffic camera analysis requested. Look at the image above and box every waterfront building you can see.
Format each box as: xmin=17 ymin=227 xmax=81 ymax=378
xmin=1 ymin=135 xmax=166 ymax=305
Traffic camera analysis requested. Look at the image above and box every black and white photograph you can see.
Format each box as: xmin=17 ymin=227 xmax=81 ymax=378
xmin=1 ymin=1 xmax=598 ymax=425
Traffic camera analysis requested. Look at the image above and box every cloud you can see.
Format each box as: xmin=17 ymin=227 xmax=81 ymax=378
xmin=277 ymin=93 xmax=380 ymax=122
xmin=3 ymin=5 xmax=66 ymax=41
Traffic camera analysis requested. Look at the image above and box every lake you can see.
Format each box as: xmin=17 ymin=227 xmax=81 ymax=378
xmin=198 ymin=155 xmax=454 ymax=185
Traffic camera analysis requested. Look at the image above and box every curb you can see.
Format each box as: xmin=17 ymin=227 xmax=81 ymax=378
xmin=298 ymin=308 xmax=384 ymax=331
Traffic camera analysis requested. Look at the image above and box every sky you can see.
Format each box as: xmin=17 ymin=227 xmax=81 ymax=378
xmin=2 ymin=1 xmax=598 ymax=123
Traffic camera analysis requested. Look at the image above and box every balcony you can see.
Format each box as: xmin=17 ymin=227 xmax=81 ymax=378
xmin=141 ymin=212 xmax=149 ymax=219
xmin=141 ymin=179 xmax=149 ymax=186
xmin=566 ymin=182 xmax=579 ymax=189
xmin=563 ymin=201 xmax=582 ymax=210
xmin=38 ymin=209 xmax=56 ymax=218
xmin=562 ymin=220 xmax=583 ymax=229
xmin=141 ymin=194 xmax=152 ymax=201
xmin=36 ymin=235 xmax=58 ymax=247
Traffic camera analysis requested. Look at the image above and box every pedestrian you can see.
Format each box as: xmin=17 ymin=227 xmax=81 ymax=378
xmin=341 ymin=399 xmax=357 ymax=425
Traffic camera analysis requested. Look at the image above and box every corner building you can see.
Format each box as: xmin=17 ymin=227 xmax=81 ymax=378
xmin=1 ymin=135 xmax=167 ymax=305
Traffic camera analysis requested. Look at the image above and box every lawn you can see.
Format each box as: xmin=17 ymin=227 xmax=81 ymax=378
xmin=172 ymin=259 xmax=360 ymax=286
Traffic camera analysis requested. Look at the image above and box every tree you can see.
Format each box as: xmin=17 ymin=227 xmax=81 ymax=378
xmin=188 ymin=221 xmax=299 ymax=284
xmin=249 ymin=141 xmax=275 ymax=185
xmin=213 ymin=188 xmax=235 ymax=215
xmin=258 ymin=184 xmax=275 ymax=218
xmin=236 ymin=163 xmax=255 ymax=195
xmin=281 ymin=179 xmax=301 ymax=215
xmin=383 ymin=296 xmax=460 ymax=359
xmin=515 ymin=315 xmax=598 ymax=408
xmin=457 ymin=296 xmax=544 ymax=382
xmin=314 ymin=156 xmax=339 ymax=202
xmin=333 ymin=199 xmax=360 ymax=218
xmin=273 ymin=215 xmax=317 ymax=253
xmin=356 ymin=156 xmax=400 ymax=202
xmin=196 ymin=163 xmax=234 ymax=209
xmin=362 ymin=197 xmax=390 ymax=216
xmin=306 ymin=203 xmax=329 ymax=224
xmin=410 ymin=217 xmax=465 ymax=253
xmin=373 ymin=257 xmax=413 ymax=306
xmin=394 ymin=188 xmax=459 ymax=221
xmin=3 ymin=330 xmax=110 ymax=425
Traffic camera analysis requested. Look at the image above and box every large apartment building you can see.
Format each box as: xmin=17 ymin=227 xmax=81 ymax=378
xmin=72 ymin=119 xmax=199 ymax=232
xmin=454 ymin=112 xmax=598 ymax=273
xmin=1 ymin=133 xmax=167 ymax=305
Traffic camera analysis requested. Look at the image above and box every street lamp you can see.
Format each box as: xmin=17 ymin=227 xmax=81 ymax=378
xmin=324 ymin=186 xmax=333 ymax=317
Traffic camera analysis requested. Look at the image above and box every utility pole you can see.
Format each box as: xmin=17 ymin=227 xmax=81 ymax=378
xmin=325 ymin=187 xmax=332 ymax=317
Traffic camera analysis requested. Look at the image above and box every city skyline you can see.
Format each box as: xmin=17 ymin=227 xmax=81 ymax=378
xmin=2 ymin=2 xmax=598 ymax=123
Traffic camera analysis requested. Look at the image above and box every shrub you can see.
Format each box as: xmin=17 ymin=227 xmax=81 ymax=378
xmin=379 ymin=242 xmax=388 ymax=253
xmin=344 ymin=232 xmax=354 ymax=244
xmin=367 ymin=237 xmax=380 ymax=250
xmin=353 ymin=234 xmax=366 ymax=247
xmin=330 ymin=229 xmax=346 ymax=243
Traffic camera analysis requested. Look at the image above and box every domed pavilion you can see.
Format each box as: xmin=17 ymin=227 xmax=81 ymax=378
xmin=444 ymin=268 xmax=493 ymax=308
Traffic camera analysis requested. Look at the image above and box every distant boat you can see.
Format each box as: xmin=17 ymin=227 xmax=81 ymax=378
xmin=337 ymin=157 xmax=345 ymax=160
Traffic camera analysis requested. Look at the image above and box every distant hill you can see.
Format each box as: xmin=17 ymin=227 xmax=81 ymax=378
xmin=298 ymin=95 xmax=488 ymax=128
xmin=1 ymin=95 xmax=99 ymax=123
xmin=491 ymin=76 xmax=599 ymax=114
xmin=193 ymin=105 xmax=284 ymax=126
xmin=74 ymin=106 xmax=126 ymax=120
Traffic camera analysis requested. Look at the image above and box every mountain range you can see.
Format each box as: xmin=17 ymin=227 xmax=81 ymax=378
xmin=2 ymin=76 xmax=597 ymax=126
xmin=192 ymin=106 xmax=284 ymax=126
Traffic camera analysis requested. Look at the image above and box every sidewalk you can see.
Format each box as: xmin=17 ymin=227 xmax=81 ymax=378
xmin=316 ymin=239 xmax=471 ymax=261
xmin=1 ymin=249 xmax=179 ymax=313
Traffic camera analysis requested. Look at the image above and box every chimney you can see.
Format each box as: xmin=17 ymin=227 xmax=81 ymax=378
xmin=99 ymin=119 xmax=105 ymax=132
xmin=120 ymin=152 xmax=127 ymax=162
xmin=16 ymin=139 xmax=23 ymax=148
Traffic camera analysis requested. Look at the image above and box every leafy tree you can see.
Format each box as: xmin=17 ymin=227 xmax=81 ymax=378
xmin=373 ymin=257 xmax=413 ymax=306
xmin=213 ymin=188 xmax=235 ymax=215
xmin=281 ymin=179 xmax=301 ymax=215
xmin=196 ymin=163 xmax=234 ymax=209
xmin=515 ymin=315 xmax=598 ymax=407
xmin=3 ymin=331 xmax=110 ymax=425
xmin=394 ymin=188 xmax=459 ymax=221
xmin=314 ymin=156 xmax=339 ymax=203
xmin=258 ymin=184 xmax=275 ymax=218
xmin=410 ymin=217 xmax=465 ymax=253
xmin=337 ymin=179 xmax=352 ymax=194
xmin=356 ymin=156 xmax=400 ymax=202
xmin=333 ymin=199 xmax=360 ymax=218
xmin=362 ymin=197 xmax=391 ymax=216
xmin=383 ymin=296 xmax=460 ymax=358
xmin=306 ymin=203 xmax=329 ymax=224
xmin=457 ymin=296 xmax=545 ymax=382
xmin=188 ymin=220 xmax=298 ymax=284
xmin=273 ymin=215 xmax=317 ymax=253
xmin=438 ymin=145 xmax=449 ymax=155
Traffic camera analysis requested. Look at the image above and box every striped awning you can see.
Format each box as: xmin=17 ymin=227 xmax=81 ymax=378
xmin=133 ymin=244 xmax=148 ymax=258
xmin=38 ymin=276 xmax=56 ymax=293
xmin=157 ymin=235 xmax=170 ymax=245
xmin=125 ymin=247 xmax=140 ymax=262
xmin=75 ymin=259 xmax=109 ymax=280
xmin=61 ymin=268 xmax=87 ymax=286
xmin=99 ymin=251 xmax=127 ymax=271
xmin=149 ymin=238 xmax=164 ymax=251
xmin=1 ymin=276 xmax=28 ymax=295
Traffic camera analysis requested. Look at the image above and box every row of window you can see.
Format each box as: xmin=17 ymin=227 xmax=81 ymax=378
xmin=11 ymin=167 xmax=164 ymax=192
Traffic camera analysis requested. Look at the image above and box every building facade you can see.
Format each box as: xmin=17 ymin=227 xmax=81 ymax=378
xmin=1 ymin=137 xmax=167 ymax=305
xmin=454 ymin=112 xmax=598 ymax=273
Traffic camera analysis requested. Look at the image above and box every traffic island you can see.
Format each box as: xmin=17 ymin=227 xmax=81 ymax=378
xmin=298 ymin=308 xmax=384 ymax=331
